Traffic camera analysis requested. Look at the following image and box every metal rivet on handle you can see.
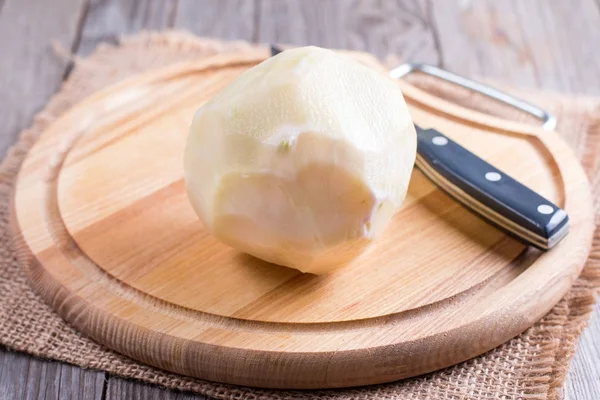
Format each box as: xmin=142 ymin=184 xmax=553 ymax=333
xmin=485 ymin=172 xmax=502 ymax=182
xmin=432 ymin=136 xmax=448 ymax=146
xmin=537 ymin=204 xmax=554 ymax=215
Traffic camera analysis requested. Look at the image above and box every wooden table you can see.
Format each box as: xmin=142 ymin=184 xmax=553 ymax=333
xmin=1 ymin=1 xmax=598 ymax=399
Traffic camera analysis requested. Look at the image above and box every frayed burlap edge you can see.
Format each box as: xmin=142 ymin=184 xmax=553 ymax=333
xmin=1 ymin=31 xmax=599 ymax=400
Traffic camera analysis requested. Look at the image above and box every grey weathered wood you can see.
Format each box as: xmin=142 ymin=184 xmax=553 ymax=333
xmin=78 ymin=0 xmax=257 ymax=56
xmin=77 ymin=0 xmax=177 ymax=56
xmin=0 ymin=347 xmax=105 ymax=400
xmin=0 ymin=347 xmax=34 ymax=400
xmin=566 ymin=302 xmax=600 ymax=400
xmin=56 ymin=362 xmax=107 ymax=400
xmin=0 ymin=0 xmax=88 ymax=159
xmin=256 ymin=0 xmax=439 ymax=62
xmin=174 ymin=0 xmax=255 ymax=41
xmin=429 ymin=0 xmax=600 ymax=94
xmin=106 ymin=377 xmax=203 ymax=400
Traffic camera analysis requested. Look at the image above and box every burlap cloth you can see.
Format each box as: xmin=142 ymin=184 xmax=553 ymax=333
xmin=1 ymin=32 xmax=600 ymax=400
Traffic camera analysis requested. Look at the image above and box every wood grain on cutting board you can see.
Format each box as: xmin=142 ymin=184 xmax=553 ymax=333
xmin=12 ymin=51 xmax=594 ymax=389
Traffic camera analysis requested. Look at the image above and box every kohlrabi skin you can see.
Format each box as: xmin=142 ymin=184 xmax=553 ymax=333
xmin=184 ymin=46 xmax=416 ymax=274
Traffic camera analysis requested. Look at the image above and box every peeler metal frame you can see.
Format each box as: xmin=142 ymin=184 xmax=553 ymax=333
xmin=389 ymin=63 xmax=557 ymax=131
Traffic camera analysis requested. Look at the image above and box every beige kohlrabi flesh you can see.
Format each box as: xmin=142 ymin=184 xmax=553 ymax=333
xmin=184 ymin=46 xmax=417 ymax=274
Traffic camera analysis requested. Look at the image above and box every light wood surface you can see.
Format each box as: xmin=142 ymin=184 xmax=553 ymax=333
xmin=2 ymin=0 xmax=600 ymax=398
xmin=11 ymin=51 xmax=594 ymax=389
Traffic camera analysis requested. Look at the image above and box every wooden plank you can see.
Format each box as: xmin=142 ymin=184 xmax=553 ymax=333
xmin=173 ymin=0 xmax=255 ymax=40
xmin=566 ymin=302 xmax=600 ymax=400
xmin=56 ymin=363 xmax=107 ymax=400
xmin=77 ymin=0 xmax=177 ymax=56
xmin=0 ymin=347 xmax=33 ymax=400
xmin=106 ymin=377 xmax=203 ymax=400
xmin=430 ymin=0 xmax=600 ymax=94
xmin=0 ymin=347 xmax=105 ymax=400
xmin=256 ymin=0 xmax=439 ymax=62
xmin=0 ymin=0 xmax=88 ymax=159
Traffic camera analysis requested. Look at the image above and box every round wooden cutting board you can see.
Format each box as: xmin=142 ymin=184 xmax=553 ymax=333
xmin=12 ymin=49 xmax=594 ymax=389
